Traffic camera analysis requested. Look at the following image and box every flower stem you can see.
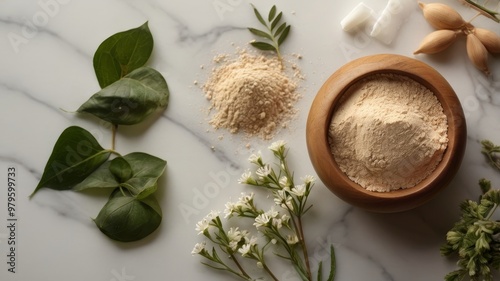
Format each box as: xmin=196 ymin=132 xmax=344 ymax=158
xmin=262 ymin=262 xmax=280 ymax=281
xmin=229 ymin=253 xmax=251 ymax=279
xmin=297 ymin=216 xmax=312 ymax=280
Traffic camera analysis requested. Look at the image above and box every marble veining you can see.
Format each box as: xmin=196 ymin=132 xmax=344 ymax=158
xmin=1 ymin=0 xmax=500 ymax=280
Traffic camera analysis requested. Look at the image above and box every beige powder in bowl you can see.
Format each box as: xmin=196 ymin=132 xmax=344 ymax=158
xmin=328 ymin=73 xmax=448 ymax=192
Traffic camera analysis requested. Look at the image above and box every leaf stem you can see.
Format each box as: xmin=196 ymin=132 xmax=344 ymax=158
xmin=297 ymin=216 xmax=312 ymax=280
xmin=229 ymin=253 xmax=252 ymax=279
xmin=112 ymin=124 xmax=118 ymax=151
xmin=262 ymin=262 xmax=280 ymax=281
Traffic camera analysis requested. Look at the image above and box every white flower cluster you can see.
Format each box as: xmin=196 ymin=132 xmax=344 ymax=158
xmin=192 ymin=140 xmax=335 ymax=281
xmin=195 ymin=210 xmax=219 ymax=235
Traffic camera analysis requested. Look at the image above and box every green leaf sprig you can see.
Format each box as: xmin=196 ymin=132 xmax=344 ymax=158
xmin=248 ymin=4 xmax=291 ymax=64
xmin=441 ymin=179 xmax=500 ymax=281
xmin=192 ymin=141 xmax=336 ymax=281
xmin=462 ymin=0 xmax=500 ymax=23
xmin=481 ymin=140 xmax=500 ymax=171
xmin=30 ymin=22 xmax=168 ymax=243
xmin=440 ymin=139 xmax=500 ymax=281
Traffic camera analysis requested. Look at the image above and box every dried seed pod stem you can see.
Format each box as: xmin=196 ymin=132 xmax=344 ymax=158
xmin=466 ymin=33 xmax=490 ymax=75
xmin=414 ymin=29 xmax=460 ymax=55
xmin=418 ymin=2 xmax=466 ymax=30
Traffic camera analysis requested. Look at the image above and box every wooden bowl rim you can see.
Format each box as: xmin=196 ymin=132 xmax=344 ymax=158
xmin=306 ymin=54 xmax=467 ymax=212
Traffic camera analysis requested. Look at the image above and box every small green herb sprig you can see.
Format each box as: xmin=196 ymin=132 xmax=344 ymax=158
xmin=462 ymin=0 xmax=500 ymax=23
xmin=441 ymin=179 xmax=500 ymax=281
xmin=248 ymin=5 xmax=291 ymax=63
xmin=30 ymin=22 xmax=168 ymax=242
xmin=481 ymin=140 xmax=500 ymax=171
xmin=192 ymin=141 xmax=336 ymax=281
xmin=440 ymin=140 xmax=500 ymax=281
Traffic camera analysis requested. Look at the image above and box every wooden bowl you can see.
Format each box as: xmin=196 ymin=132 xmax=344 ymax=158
xmin=306 ymin=54 xmax=467 ymax=213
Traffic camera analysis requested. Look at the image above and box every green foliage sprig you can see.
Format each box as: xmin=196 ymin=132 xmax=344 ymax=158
xmin=440 ymin=140 xmax=500 ymax=280
xmin=441 ymin=179 xmax=500 ymax=281
xmin=248 ymin=5 xmax=291 ymax=63
xmin=462 ymin=0 xmax=500 ymax=23
xmin=30 ymin=22 xmax=168 ymax=243
xmin=192 ymin=141 xmax=336 ymax=281
xmin=481 ymin=140 xmax=500 ymax=171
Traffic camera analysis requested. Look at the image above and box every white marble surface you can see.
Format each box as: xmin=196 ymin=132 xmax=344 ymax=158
xmin=1 ymin=0 xmax=500 ymax=280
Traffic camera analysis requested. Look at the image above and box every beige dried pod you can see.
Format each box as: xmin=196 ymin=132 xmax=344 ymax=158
xmin=418 ymin=2 xmax=466 ymax=30
xmin=474 ymin=28 xmax=500 ymax=54
xmin=466 ymin=33 xmax=490 ymax=75
xmin=414 ymin=29 xmax=460 ymax=54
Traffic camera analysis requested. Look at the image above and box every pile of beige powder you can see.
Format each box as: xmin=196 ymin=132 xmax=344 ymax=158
xmin=329 ymin=73 xmax=448 ymax=192
xmin=203 ymin=51 xmax=299 ymax=140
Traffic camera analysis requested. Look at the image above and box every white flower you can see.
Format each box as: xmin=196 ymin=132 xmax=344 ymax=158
xmin=272 ymin=217 xmax=283 ymax=229
xmin=265 ymin=207 xmax=279 ymax=218
xmin=301 ymin=175 xmax=315 ymax=185
xmin=281 ymin=214 xmax=290 ymax=224
xmin=269 ymin=140 xmax=286 ymax=152
xmin=245 ymin=235 xmax=258 ymax=245
xmin=286 ymin=235 xmax=299 ymax=245
xmin=238 ymin=171 xmax=253 ymax=184
xmin=206 ymin=210 xmax=220 ymax=221
xmin=191 ymin=242 xmax=206 ymax=255
xmin=227 ymin=227 xmax=242 ymax=243
xmin=248 ymin=152 xmax=262 ymax=165
xmin=285 ymin=197 xmax=294 ymax=211
xmin=238 ymin=243 xmax=252 ymax=257
xmin=290 ymin=184 xmax=306 ymax=197
xmin=195 ymin=219 xmax=210 ymax=235
xmin=238 ymin=192 xmax=254 ymax=205
xmin=241 ymin=230 xmax=250 ymax=241
xmin=274 ymin=190 xmax=287 ymax=205
xmin=254 ymin=213 xmax=271 ymax=228
xmin=224 ymin=201 xmax=238 ymax=218
xmin=279 ymin=176 xmax=290 ymax=188
xmin=255 ymin=164 xmax=272 ymax=179
xmin=229 ymin=241 xmax=239 ymax=251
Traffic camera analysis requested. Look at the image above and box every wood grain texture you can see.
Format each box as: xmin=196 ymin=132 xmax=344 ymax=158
xmin=306 ymin=54 xmax=467 ymax=213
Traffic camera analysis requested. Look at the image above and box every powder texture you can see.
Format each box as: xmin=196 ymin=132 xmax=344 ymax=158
xmin=329 ymin=73 xmax=448 ymax=192
xmin=204 ymin=53 xmax=298 ymax=140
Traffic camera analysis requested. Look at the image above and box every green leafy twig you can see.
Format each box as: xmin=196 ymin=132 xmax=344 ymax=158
xmin=441 ymin=139 xmax=500 ymax=280
xmin=193 ymin=141 xmax=336 ymax=281
xmin=248 ymin=4 xmax=291 ymax=65
xmin=441 ymin=179 xmax=500 ymax=281
xmin=481 ymin=140 xmax=500 ymax=171
xmin=31 ymin=22 xmax=169 ymax=242
xmin=460 ymin=0 xmax=500 ymax=22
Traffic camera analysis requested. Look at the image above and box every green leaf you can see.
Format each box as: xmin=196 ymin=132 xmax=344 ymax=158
xmin=94 ymin=188 xmax=162 ymax=242
xmin=250 ymin=41 xmax=277 ymax=52
xmin=31 ymin=126 xmax=111 ymax=197
xmin=109 ymin=157 xmax=133 ymax=182
xmin=248 ymin=28 xmax=273 ymax=41
xmin=278 ymin=25 xmax=291 ymax=46
xmin=74 ymin=152 xmax=166 ymax=200
xmin=72 ymin=161 xmax=119 ymax=191
xmin=251 ymin=4 xmax=266 ymax=26
xmin=271 ymin=12 xmax=283 ymax=31
xmin=268 ymin=5 xmax=277 ymax=22
xmin=274 ymin=22 xmax=287 ymax=37
xmin=120 ymin=152 xmax=166 ymax=199
xmin=248 ymin=5 xmax=291 ymax=59
xmin=77 ymin=66 xmax=170 ymax=125
xmin=327 ymin=245 xmax=336 ymax=281
xmin=317 ymin=261 xmax=323 ymax=281
xmin=93 ymin=22 xmax=154 ymax=88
